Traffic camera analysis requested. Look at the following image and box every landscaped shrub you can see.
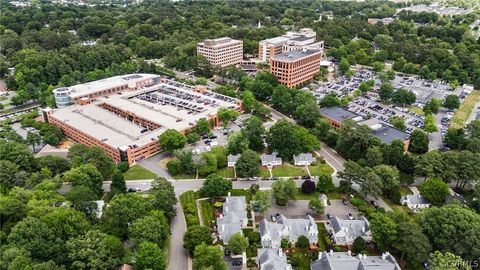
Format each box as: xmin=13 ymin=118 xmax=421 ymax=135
xmin=301 ymin=180 xmax=316 ymax=194
xmin=117 ymin=162 xmax=129 ymax=173
xmin=166 ymin=160 xmax=181 ymax=175
xmin=350 ymin=198 xmax=365 ymax=207
xmin=295 ymin=235 xmax=310 ymax=248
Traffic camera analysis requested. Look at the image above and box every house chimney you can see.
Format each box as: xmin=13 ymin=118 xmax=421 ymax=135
xmin=382 ymin=253 xmax=387 ymax=260
xmin=347 ymin=250 xmax=352 ymax=256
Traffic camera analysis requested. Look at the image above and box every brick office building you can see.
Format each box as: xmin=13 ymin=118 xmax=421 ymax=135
xmin=269 ymin=49 xmax=322 ymax=88
xmin=45 ymin=75 xmax=242 ymax=164
xmin=197 ymin=37 xmax=243 ymax=67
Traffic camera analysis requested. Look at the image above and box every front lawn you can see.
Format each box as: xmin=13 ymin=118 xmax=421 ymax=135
xmin=295 ymin=189 xmax=342 ymax=201
xmin=230 ymin=189 xmax=252 ymax=202
xmin=308 ymin=163 xmax=334 ymax=176
xmin=123 ymin=165 xmax=157 ymax=180
xmin=199 ymin=199 xmax=215 ymax=227
xmin=216 ymin=167 xmax=235 ymax=178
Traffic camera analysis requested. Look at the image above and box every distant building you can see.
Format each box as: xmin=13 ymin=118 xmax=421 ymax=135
xmin=398 ymin=3 xmax=472 ymax=16
xmin=320 ymin=107 xmax=410 ymax=151
xmin=217 ymin=193 xmax=248 ymax=243
xmin=257 ymin=248 xmax=292 ymax=270
xmin=259 ymin=214 xmax=318 ymax=248
xmin=227 ymin=154 xmax=241 ymax=167
xmin=311 ymin=251 xmax=401 ymax=270
xmin=261 ymin=153 xmax=282 ymax=167
xmin=197 ymin=37 xmax=243 ymax=67
xmin=367 ymin=17 xmax=395 ymax=25
xmin=35 ymin=144 xmax=69 ymax=159
xmin=401 ymin=194 xmax=430 ymax=211
xmin=328 ymin=216 xmax=372 ymax=245
xmin=293 ymin=153 xmax=316 ymax=166
xmin=258 ymin=28 xmax=317 ymax=62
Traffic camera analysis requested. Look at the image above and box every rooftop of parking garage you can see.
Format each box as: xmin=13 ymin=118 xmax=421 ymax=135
xmin=64 ymin=74 xmax=159 ymax=99
xmin=49 ymin=80 xmax=241 ymax=149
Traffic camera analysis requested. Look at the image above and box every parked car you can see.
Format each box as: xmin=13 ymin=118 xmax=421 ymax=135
xmin=347 ymin=213 xmax=354 ymax=220
xmin=342 ymin=199 xmax=348 ymax=205
xmin=370 ymin=200 xmax=379 ymax=208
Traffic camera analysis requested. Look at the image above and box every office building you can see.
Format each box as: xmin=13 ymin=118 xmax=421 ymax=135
xmin=44 ymin=75 xmax=242 ymax=164
xmin=270 ymin=48 xmax=322 ymax=88
xmin=197 ymin=37 xmax=243 ymax=67
xmin=258 ymin=28 xmax=317 ymax=62
xmin=320 ymin=107 xmax=410 ymax=150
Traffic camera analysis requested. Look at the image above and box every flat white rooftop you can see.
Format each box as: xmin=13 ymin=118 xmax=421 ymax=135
xmin=260 ymin=36 xmax=290 ymax=45
xmin=50 ymin=80 xmax=240 ymax=148
xmin=66 ymin=73 xmax=159 ymax=99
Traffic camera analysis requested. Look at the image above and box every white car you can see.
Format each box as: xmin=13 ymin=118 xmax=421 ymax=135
xmin=205 ymin=146 xmax=211 ymax=152
xmin=209 ymin=141 xmax=219 ymax=147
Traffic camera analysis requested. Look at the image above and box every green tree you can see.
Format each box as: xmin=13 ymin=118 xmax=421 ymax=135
xmin=369 ymin=213 xmax=398 ymax=252
xmin=366 ymin=146 xmax=384 ymax=167
xmin=372 ymin=62 xmax=384 ymax=73
xmin=195 ymin=118 xmax=211 ymax=135
xmin=443 ymin=95 xmax=460 ymax=110
xmin=39 ymin=207 xmax=90 ymax=241
xmin=128 ymin=211 xmax=169 ymax=248
xmin=241 ymin=90 xmax=256 ymax=113
xmin=0 ymin=160 xmax=27 ymax=193
xmin=359 ymin=171 xmax=383 ymax=198
xmin=200 ymin=174 xmax=232 ymax=197
xmin=308 ymin=197 xmax=324 ymax=214
xmin=443 ymin=128 xmax=465 ymax=149
xmin=389 ymin=116 xmax=406 ymax=131
xmin=227 ymin=131 xmax=249 ymax=154
xmin=187 ymin=132 xmax=200 ymax=144
xmin=151 ymin=177 xmax=178 ymax=220
xmin=63 ymin=164 xmax=104 ymax=196
xmin=415 ymin=150 xmax=443 ymax=179
xmin=235 ymin=149 xmax=260 ymax=177
xmin=295 ymin=235 xmax=310 ymax=248
xmin=241 ymin=116 xmax=265 ymax=151
xmin=394 ymin=223 xmax=431 ymax=268
xmin=158 ymin=129 xmax=187 ymax=152
xmin=392 ymin=88 xmax=416 ymax=106
xmin=423 ymin=99 xmax=441 ymax=115
xmin=409 ymin=129 xmax=429 ymax=154
xmin=373 ymin=165 xmax=400 ymax=193
xmin=339 ymin=58 xmax=350 ymax=74
xmin=352 ymin=236 xmax=367 ymax=254
xmin=198 ymin=152 xmax=218 ymax=176
xmin=135 ymin=242 xmax=166 ymax=270
xmin=110 ymin=169 xmax=126 ymax=195
xmin=26 ymin=131 xmax=42 ymax=152
xmin=183 ymin=226 xmax=213 ymax=256
xmin=272 ymin=178 xmax=296 ymax=206
xmin=266 ymin=120 xmax=319 ymax=161
xmin=424 ymin=114 xmax=438 ymax=134
xmin=428 ymin=251 xmax=472 ymax=270
xmin=319 ymin=93 xmax=341 ymax=108
xmin=192 ymin=243 xmax=226 ymax=270
xmin=103 ymin=193 xmax=152 ymax=238
xmin=316 ymin=173 xmax=335 ymax=193
xmin=419 ymin=178 xmax=449 ymax=206
xmin=68 ymin=145 xmax=115 ymax=179
xmin=218 ymin=108 xmax=240 ymax=127
xmin=379 ymin=83 xmax=394 ymax=101
xmin=227 ymin=232 xmax=248 ymax=254
xmin=66 ymin=230 xmax=123 ymax=270
xmin=253 ymin=190 xmax=270 ymax=214
xmin=36 ymin=155 xmax=70 ymax=175
xmin=7 ymin=217 xmax=62 ymax=262
xmin=66 ymin=186 xmax=98 ymax=216
xmin=301 ymin=180 xmax=316 ymax=194
xmin=421 ymin=204 xmax=480 ymax=260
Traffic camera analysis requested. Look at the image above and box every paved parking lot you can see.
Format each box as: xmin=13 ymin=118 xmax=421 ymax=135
xmin=262 ymin=198 xmax=310 ymax=220
xmin=324 ymin=200 xmax=360 ymax=220
xmin=311 ymin=68 xmax=375 ymax=99
xmin=391 ymin=74 xmax=456 ymax=103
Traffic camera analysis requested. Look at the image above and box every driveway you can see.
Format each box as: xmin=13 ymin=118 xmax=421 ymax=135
xmin=137 ymin=152 xmax=171 ymax=179
xmin=263 ymin=198 xmax=310 ymax=220
xmin=324 ymin=200 xmax=359 ymax=220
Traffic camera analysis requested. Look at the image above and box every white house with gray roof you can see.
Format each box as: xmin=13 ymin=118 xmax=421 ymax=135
xmin=311 ymin=251 xmax=401 ymax=270
xmin=261 ymin=153 xmax=282 ymax=167
xmin=257 ymin=248 xmax=292 ymax=270
xmin=227 ymin=154 xmax=241 ymax=167
xmin=400 ymin=194 xmax=430 ymax=211
xmin=259 ymin=214 xmax=318 ymax=248
xmin=216 ymin=194 xmax=248 ymax=243
xmin=293 ymin=153 xmax=316 ymax=166
xmin=328 ymin=216 xmax=372 ymax=245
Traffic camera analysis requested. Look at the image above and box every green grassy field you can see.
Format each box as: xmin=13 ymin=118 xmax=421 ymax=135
xmin=216 ymin=167 xmax=235 ymax=178
xmin=199 ymin=199 xmax=215 ymax=226
xmin=123 ymin=165 xmax=157 ymax=180
xmin=179 ymin=191 xmax=200 ymax=227
xmin=452 ymin=90 xmax=480 ymax=128
xmin=308 ymin=163 xmax=334 ymax=176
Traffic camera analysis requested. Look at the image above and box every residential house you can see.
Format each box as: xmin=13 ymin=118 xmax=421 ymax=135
xmin=257 ymin=248 xmax=292 ymax=270
xmin=293 ymin=153 xmax=316 ymax=166
xmin=401 ymin=194 xmax=430 ymax=211
xmin=261 ymin=153 xmax=282 ymax=167
xmin=259 ymin=214 xmax=318 ymax=248
xmin=311 ymin=251 xmax=401 ymax=270
xmin=328 ymin=216 xmax=372 ymax=245
xmin=217 ymin=194 xmax=248 ymax=243
xmin=227 ymin=154 xmax=241 ymax=167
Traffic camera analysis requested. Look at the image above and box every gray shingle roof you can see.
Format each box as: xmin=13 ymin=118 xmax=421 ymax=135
xmin=260 ymin=214 xmax=318 ymax=244
xmin=261 ymin=153 xmax=282 ymax=164
xmin=401 ymin=194 xmax=430 ymax=205
xmin=217 ymin=196 xmax=247 ymax=243
xmin=227 ymin=154 xmax=241 ymax=164
xmin=330 ymin=216 xmax=370 ymax=243
xmin=293 ymin=153 xmax=316 ymax=163
xmin=311 ymin=251 xmax=401 ymax=270
xmin=258 ymin=248 xmax=291 ymax=270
